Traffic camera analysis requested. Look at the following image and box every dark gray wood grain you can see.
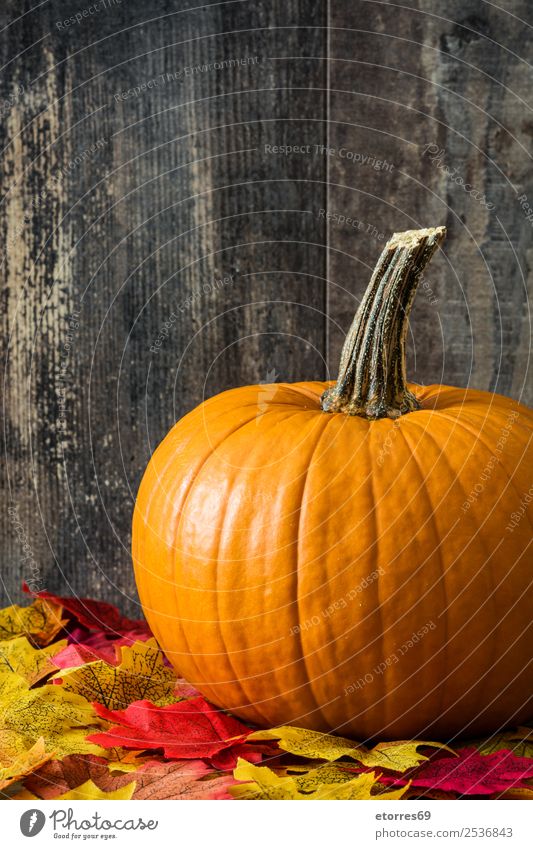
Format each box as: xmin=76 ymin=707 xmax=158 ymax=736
xmin=1 ymin=1 xmax=531 ymax=613
xmin=326 ymin=0 xmax=532 ymax=405
xmin=1 ymin=0 xmax=328 ymax=613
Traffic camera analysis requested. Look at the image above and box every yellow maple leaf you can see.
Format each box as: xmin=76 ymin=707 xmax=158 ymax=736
xmin=250 ymin=726 xmax=454 ymax=771
xmin=472 ymin=727 xmax=533 ymax=759
xmin=107 ymin=752 xmax=152 ymax=773
xmin=0 ymin=637 xmax=66 ymax=685
xmin=56 ymin=779 xmax=136 ymax=800
xmin=313 ymin=773 xmax=409 ymax=801
xmin=499 ymin=786 xmax=533 ymax=799
xmin=356 ymin=739 xmax=455 ymax=771
xmin=0 ymin=672 xmax=106 ymax=766
xmin=57 ymin=639 xmax=178 ymax=710
xmin=231 ymin=759 xmax=409 ymax=800
xmin=0 ymin=738 xmax=52 ymax=793
xmin=0 ymin=599 xmax=67 ymax=646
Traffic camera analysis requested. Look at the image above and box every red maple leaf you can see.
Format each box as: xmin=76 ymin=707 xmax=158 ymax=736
xmin=23 ymin=582 xmax=149 ymax=635
xmin=87 ymin=696 xmax=267 ymax=768
xmin=52 ymin=628 xmax=155 ymax=668
xmin=52 ymin=643 xmax=111 ymax=669
xmin=382 ymin=747 xmax=533 ymax=795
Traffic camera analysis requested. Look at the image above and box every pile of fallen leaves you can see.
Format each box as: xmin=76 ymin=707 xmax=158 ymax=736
xmin=0 ymin=587 xmax=532 ymax=800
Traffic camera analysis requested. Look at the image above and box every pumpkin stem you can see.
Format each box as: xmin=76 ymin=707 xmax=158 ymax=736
xmin=321 ymin=226 xmax=446 ymax=419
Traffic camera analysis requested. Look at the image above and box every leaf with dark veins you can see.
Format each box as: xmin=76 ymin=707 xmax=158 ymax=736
xmin=56 ymin=639 xmax=178 ymax=710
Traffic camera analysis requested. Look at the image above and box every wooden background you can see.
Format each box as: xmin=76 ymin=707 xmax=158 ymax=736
xmin=1 ymin=0 xmax=531 ymax=614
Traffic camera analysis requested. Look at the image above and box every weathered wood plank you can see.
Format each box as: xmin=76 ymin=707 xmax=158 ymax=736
xmin=1 ymin=0 xmax=328 ymax=612
xmin=326 ymin=0 xmax=533 ymax=405
xmin=1 ymin=0 xmax=531 ymax=612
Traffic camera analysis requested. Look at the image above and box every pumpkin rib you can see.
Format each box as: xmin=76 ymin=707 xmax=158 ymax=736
xmin=177 ymin=414 xmax=325 ymax=721
xmin=360 ymin=538 xmax=531 ymax=740
xmin=280 ymin=381 xmax=328 ymax=406
xmin=296 ymin=413 xmax=342 ymax=728
xmin=397 ymin=422 xmax=449 ymax=730
xmin=134 ymin=400 xmax=260 ymax=662
xmin=436 ymin=411 xmax=533 ymax=533
xmin=169 ymin=410 xmax=265 ymax=686
xmin=212 ymin=409 xmax=316 ymax=723
xmin=268 ymin=421 xmax=449 ymax=731
xmin=209 ymin=409 xmax=334 ymax=720
xmin=175 ymin=410 xmax=316 ymax=670
xmin=441 ymin=414 xmax=532 ymax=716
xmin=365 ymin=466 xmax=532 ymax=737
xmin=368 ymin=417 xmax=450 ymax=734
xmin=198 ymin=406 xmax=328 ymax=489
xmin=135 ymin=398 xmax=266 ymax=581
xmin=404 ymin=414 xmax=489 ymax=728
xmin=431 ymin=554 xmax=533 ymax=739
xmin=331 ymin=411 xmax=529 ymax=736
xmin=205 ymin=413 xmax=372 ymax=722
xmin=211 ymin=463 xmax=267 ymax=725
xmin=367 ymin=424 xmax=386 ymax=734
xmin=420 ymin=413 xmax=532 ymax=726
xmin=408 ymin=412 xmax=507 ymax=730
xmin=360 ymin=417 xmax=472 ymax=736
xmin=174 ymin=410 xmax=367 ymax=586
xmin=416 ymin=414 xmax=498 ymax=580
xmin=418 ymin=412 xmax=531 ymax=626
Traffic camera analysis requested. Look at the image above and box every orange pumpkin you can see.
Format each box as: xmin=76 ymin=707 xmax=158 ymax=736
xmin=133 ymin=227 xmax=533 ymax=740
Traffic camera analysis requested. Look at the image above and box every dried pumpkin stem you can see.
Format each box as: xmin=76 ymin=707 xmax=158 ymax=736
xmin=321 ymin=226 xmax=446 ymax=419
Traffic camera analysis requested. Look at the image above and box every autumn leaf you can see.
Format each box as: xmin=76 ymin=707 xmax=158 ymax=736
xmin=0 ymin=637 xmax=66 ymax=685
xmin=470 ymin=727 xmax=533 ymax=759
xmin=24 ymin=583 xmax=149 ymax=635
xmin=173 ymin=679 xmax=201 ymax=699
xmin=382 ymin=747 xmax=533 ymax=796
xmin=0 ymin=599 xmax=67 ymax=646
xmin=403 ymin=787 xmax=458 ymax=800
xmin=26 ymin=755 xmax=234 ymax=800
xmin=0 ymin=672 xmax=106 ymax=765
xmin=10 ymin=787 xmax=39 ymax=800
xmin=314 ymin=774 xmax=409 ymax=801
xmin=53 ymin=630 xmax=153 ymax=668
xmin=0 ymin=738 xmax=52 ymax=793
xmin=231 ymin=759 xmax=410 ymax=800
xmin=10 ymin=589 xmax=532 ymax=802
xmin=128 ymin=760 xmax=235 ymax=800
xmin=56 ymin=779 xmax=136 ymax=800
xmin=108 ymin=750 xmax=153 ymax=771
xmin=56 ymin=639 xmax=178 ymax=710
xmin=356 ymin=740 xmax=455 ymax=772
xmin=25 ymin=754 xmax=111 ymax=798
xmin=72 ymin=626 xmax=154 ymax=656
xmin=499 ymin=787 xmax=533 ymax=799
xmin=52 ymin=643 xmax=111 ymax=669
xmin=25 ymin=753 xmax=141 ymax=798
xmin=250 ymin=726 xmax=453 ymax=772
xmin=88 ymin=696 xmax=257 ymax=767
